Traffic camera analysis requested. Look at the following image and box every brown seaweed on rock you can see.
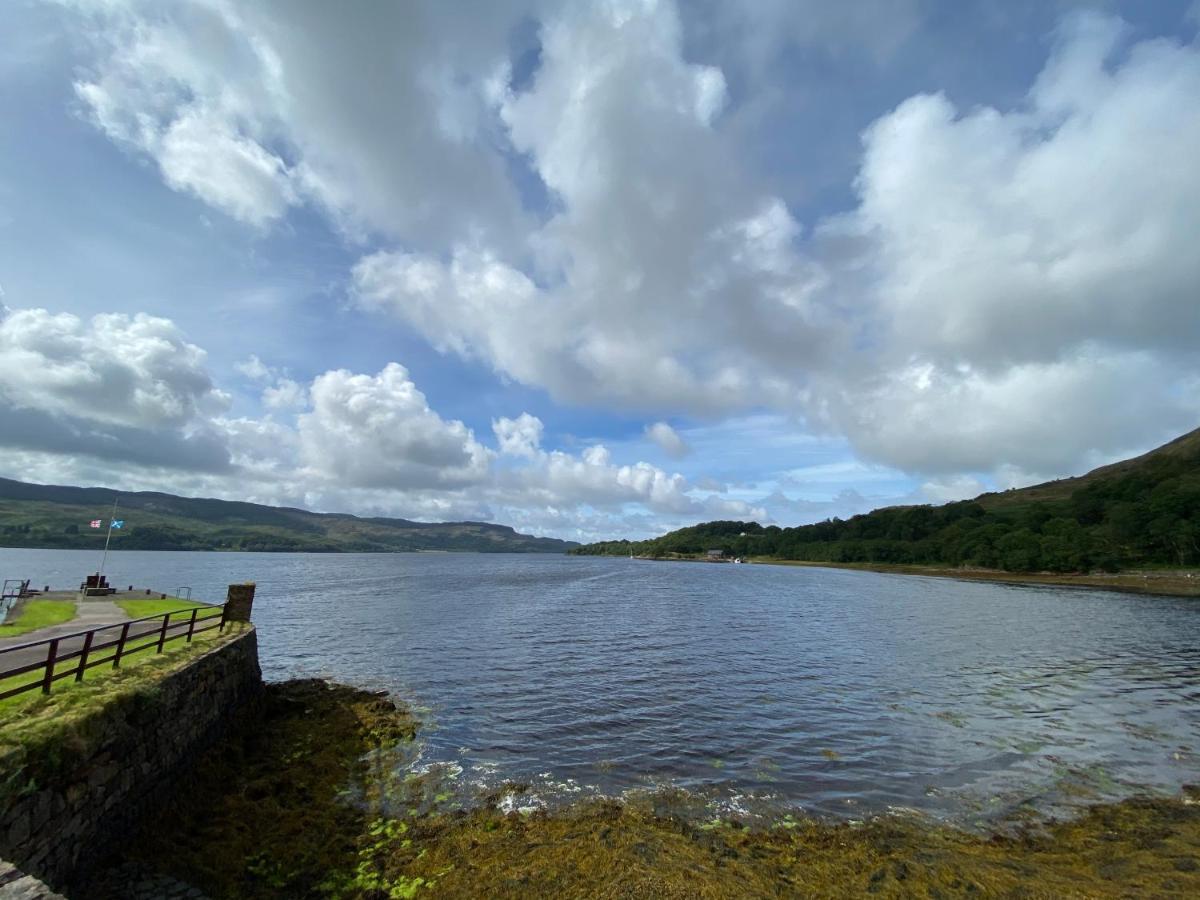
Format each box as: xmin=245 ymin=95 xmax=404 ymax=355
xmin=88 ymin=681 xmax=1200 ymax=899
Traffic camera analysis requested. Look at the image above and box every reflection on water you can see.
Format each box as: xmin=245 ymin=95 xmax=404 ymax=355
xmin=4 ymin=548 xmax=1198 ymax=824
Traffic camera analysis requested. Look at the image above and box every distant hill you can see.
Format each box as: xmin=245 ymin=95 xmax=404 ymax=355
xmin=572 ymin=427 xmax=1200 ymax=573
xmin=0 ymin=479 xmax=577 ymax=553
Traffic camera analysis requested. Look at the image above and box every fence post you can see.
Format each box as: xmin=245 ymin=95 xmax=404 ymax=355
xmin=75 ymin=630 xmax=94 ymax=683
xmin=113 ymin=622 xmax=131 ymax=668
xmin=42 ymin=639 xmax=59 ymax=694
xmin=156 ymin=613 xmax=171 ymax=654
xmin=186 ymin=607 xmax=199 ymax=643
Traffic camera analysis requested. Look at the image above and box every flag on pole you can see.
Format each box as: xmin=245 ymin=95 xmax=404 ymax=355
xmin=89 ymin=519 xmax=102 ymax=528
xmin=111 ymin=520 xmax=124 ymax=529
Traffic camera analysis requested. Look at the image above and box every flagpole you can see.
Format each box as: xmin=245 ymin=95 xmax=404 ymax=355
xmin=98 ymin=496 xmax=118 ymax=582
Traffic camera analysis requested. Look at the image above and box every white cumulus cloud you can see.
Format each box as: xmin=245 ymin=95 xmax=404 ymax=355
xmin=645 ymin=422 xmax=690 ymax=458
xmin=45 ymin=2 xmax=1200 ymax=504
xmin=493 ymin=413 xmax=544 ymax=458
xmin=0 ymin=308 xmax=228 ymax=428
xmin=297 ymin=363 xmax=492 ymax=490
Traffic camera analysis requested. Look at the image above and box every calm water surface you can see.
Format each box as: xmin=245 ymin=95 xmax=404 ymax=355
xmin=4 ymin=549 xmax=1199 ymax=825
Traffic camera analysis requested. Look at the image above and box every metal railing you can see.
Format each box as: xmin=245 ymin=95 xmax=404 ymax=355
xmin=0 ymin=603 xmax=229 ymax=702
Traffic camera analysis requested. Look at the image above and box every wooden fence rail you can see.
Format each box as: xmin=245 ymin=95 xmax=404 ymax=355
xmin=0 ymin=604 xmax=229 ymax=702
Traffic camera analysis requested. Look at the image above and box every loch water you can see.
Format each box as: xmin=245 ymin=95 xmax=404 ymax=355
xmin=4 ymin=548 xmax=1198 ymax=825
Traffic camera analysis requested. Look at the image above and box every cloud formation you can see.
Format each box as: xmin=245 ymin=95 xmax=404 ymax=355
xmin=645 ymin=422 xmax=690 ymax=459
xmin=9 ymin=1 xmax=1199 ymax=538
xmin=810 ymin=13 xmax=1200 ymax=474
xmin=0 ymin=306 xmax=764 ymax=538
xmin=70 ymin=0 xmax=531 ymax=246
xmin=298 ymin=364 xmax=492 ymax=490
xmin=0 ymin=308 xmax=228 ymax=428
xmin=351 ymin=5 xmax=1199 ymax=478
xmin=353 ymin=1 xmax=831 ymax=416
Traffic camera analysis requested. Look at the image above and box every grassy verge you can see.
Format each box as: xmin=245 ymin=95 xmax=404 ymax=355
xmin=116 ymin=598 xmax=216 ymax=618
xmin=92 ymin=680 xmax=1200 ymax=899
xmin=0 ymin=599 xmax=76 ymax=637
xmin=0 ymin=620 xmax=236 ymax=715
xmin=0 ymin=624 xmax=249 ymax=826
xmin=749 ymin=558 xmax=1200 ymax=598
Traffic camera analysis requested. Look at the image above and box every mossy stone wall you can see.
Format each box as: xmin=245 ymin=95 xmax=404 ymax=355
xmin=0 ymin=629 xmax=263 ymax=892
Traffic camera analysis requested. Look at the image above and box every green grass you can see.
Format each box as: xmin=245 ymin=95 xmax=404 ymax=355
xmin=0 ymin=624 xmax=252 ymax=817
xmin=2 ymin=607 xmax=229 ymax=720
xmin=0 ymin=623 xmax=247 ymax=718
xmin=117 ymin=597 xmax=217 ymax=619
xmin=1 ymin=599 xmax=221 ymax=709
xmin=0 ymin=599 xmax=76 ymax=637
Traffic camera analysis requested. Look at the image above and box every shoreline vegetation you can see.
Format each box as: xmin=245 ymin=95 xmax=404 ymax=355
xmin=87 ymin=679 xmax=1200 ymax=899
xmin=633 ymin=554 xmax=1200 ymax=598
xmin=572 ymin=427 xmax=1200 ymax=587
xmin=760 ymin=558 xmax=1200 ymax=598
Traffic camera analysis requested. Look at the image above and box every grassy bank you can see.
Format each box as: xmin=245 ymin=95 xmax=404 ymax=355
xmin=0 ymin=622 xmax=241 ymax=714
xmin=0 ymin=625 xmax=249 ymax=814
xmin=91 ymin=679 xmax=1200 ymax=899
xmin=749 ymin=558 xmax=1200 ymax=598
xmin=116 ymin=597 xmax=217 ymax=619
xmin=0 ymin=599 xmax=76 ymax=637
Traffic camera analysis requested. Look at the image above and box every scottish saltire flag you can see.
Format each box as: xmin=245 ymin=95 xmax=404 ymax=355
xmin=111 ymin=520 xmax=124 ymax=529
xmin=89 ymin=519 xmax=102 ymax=528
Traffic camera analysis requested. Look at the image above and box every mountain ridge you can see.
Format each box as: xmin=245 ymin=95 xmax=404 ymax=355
xmin=0 ymin=478 xmax=577 ymax=553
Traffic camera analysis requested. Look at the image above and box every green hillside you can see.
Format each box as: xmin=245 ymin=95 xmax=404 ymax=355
xmin=0 ymin=479 xmax=576 ymax=553
xmin=572 ymin=428 xmax=1200 ymax=573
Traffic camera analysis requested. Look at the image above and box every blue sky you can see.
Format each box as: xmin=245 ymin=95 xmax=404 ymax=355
xmin=1 ymin=0 xmax=1197 ymax=540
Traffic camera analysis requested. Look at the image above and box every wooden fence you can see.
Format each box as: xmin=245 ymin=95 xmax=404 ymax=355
xmin=0 ymin=604 xmax=230 ymax=702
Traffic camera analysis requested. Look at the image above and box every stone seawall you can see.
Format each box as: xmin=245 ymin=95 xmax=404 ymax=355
xmin=0 ymin=628 xmax=262 ymax=892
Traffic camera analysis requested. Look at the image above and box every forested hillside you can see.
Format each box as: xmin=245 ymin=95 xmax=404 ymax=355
xmin=0 ymin=479 xmax=576 ymax=553
xmin=572 ymin=428 xmax=1200 ymax=572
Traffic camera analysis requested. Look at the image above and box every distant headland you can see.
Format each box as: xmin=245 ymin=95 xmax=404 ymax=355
xmin=0 ymin=479 xmax=577 ymax=554
xmin=572 ymin=426 xmax=1200 ymax=593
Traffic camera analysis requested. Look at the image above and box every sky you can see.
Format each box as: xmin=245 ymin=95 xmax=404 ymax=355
xmin=0 ymin=0 xmax=1198 ymax=541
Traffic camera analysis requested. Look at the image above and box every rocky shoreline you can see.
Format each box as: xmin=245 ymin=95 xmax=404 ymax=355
xmin=75 ymin=679 xmax=1200 ymax=899
xmin=749 ymin=559 xmax=1200 ymax=598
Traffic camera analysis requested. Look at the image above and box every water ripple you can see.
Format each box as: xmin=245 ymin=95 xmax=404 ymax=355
xmin=6 ymin=548 xmax=1199 ymax=824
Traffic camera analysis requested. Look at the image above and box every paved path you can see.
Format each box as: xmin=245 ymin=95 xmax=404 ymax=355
xmin=0 ymin=595 xmax=212 ymax=684
xmin=0 ymin=600 xmax=131 ymax=679
xmin=0 ymin=598 xmax=129 ymax=646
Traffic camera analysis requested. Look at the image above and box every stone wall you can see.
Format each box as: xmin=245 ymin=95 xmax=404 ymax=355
xmin=0 ymin=860 xmax=67 ymax=899
xmin=0 ymin=628 xmax=262 ymax=893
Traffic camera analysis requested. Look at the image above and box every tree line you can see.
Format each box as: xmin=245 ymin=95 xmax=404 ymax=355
xmin=571 ymin=447 xmax=1200 ymax=573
